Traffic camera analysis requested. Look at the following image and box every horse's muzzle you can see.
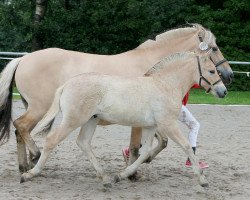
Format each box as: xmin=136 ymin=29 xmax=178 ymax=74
xmin=217 ymin=67 xmax=234 ymax=85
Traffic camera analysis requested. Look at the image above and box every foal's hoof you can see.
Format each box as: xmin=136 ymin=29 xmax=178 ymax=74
xmin=128 ymin=172 xmax=141 ymax=182
xmin=114 ymin=174 xmax=122 ymax=183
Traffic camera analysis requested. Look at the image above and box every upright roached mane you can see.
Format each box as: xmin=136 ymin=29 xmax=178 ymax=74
xmin=138 ymin=24 xmax=214 ymax=49
xmin=146 ymin=52 xmax=197 ymax=75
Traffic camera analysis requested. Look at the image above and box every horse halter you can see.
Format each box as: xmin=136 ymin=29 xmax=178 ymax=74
xmin=198 ymin=35 xmax=227 ymax=70
xmin=197 ymin=56 xmax=222 ymax=93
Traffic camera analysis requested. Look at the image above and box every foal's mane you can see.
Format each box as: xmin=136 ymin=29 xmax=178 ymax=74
xmin=145 ymin=52 xmax=197 ymax=76
xmin=137 ymin=23 xmax=215 ymax=49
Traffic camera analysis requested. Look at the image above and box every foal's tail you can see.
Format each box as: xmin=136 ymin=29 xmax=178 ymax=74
xmin=0 ymin=58 xmax=21 ymax=145
xmin=31 ymin=85 xmax=65 ymax=135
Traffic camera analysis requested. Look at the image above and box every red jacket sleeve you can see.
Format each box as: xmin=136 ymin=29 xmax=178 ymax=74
xmin=192 ymin=84 xmax=200 ymax=88
xmin=182 ymin=84 xmax=199 ymax=105
xmin=182 ymin=92 xmax=189 ymax=106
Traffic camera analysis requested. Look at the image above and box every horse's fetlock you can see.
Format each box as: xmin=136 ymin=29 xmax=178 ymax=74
xmin=130 ymin=147 xmax=140 ymax=157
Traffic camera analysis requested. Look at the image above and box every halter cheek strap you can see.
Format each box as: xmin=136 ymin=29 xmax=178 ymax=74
xmin=197 ymin=56 xmax=222 ymax=93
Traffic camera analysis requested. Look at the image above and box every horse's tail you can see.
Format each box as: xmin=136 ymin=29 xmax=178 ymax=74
xmin=0 ymin=58 xmax=21 ymax=145
xmin=31 ymin=84 xmax=65 ymax=135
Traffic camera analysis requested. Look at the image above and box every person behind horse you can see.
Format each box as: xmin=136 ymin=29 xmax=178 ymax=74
xmin=123 ymin=84 xmax=209 ymax=169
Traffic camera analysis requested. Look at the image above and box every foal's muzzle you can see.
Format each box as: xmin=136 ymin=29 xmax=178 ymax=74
xmin=213 ymin=85 xmax=228 ymax=98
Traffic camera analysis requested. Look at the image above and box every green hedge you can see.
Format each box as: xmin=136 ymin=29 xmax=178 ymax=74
xmin=0 ymin=0 xmax=249 ymax=90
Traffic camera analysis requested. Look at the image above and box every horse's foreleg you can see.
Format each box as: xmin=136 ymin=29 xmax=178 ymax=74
xmin=158 ymin=123 xmax=208 ymax=187
xmin=20 ymin=124 xmax=74 ymax=183
xmin=128 ymin=127 xmax=142 ymax=166
xmin=115 ymin=127 xmax=155 ymax=182
xmin=145 ymin=132 xmax=168 ymax=163
xmin=13 ymin=111 xmax=42 ymax=171
xmin=76 ymin=118 xmax=112 ymax=188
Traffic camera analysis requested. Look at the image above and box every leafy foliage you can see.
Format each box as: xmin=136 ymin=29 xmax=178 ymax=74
xmin=0 ymin=0 xmax=249 ymax=90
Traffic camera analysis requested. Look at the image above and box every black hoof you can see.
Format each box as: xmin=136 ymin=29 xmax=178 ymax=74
xmin=128 ymin=172 xmax=140 ymax=182
xmin=201 ymin=182 xmax=209 ymax=187
xmin=103 ymin=182 xmax=112 ymax=188
xmin=20 ymin=176 xmax=26 ymax=183
xmin=114 ymin=175 xmax=121 ymax=183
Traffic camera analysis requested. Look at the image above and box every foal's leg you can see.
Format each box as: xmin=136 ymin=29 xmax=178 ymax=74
xmin=115 ymin=127 xmax=155 ymax=182
xmin=145 ymin=132 xmax=168 ymax=163
xmin=13 ymin=108 xmax=43 ymax=171
xmin=158 ymin=122 xmax=208 ymax=187
xmin=76 ymin=118 xmax=112 ymax=188
xmin=20 ymin=124 xmax=75 ymax=182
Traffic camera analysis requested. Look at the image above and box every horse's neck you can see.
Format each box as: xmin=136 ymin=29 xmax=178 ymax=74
xmin=153 ymin=58 xmax=197 ymax=99
xmin=127 ymin=30 xmax=198 ymax=71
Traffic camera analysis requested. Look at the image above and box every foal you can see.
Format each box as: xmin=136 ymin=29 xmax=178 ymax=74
xmin=21 ymin=52 xmax=227 ymax=188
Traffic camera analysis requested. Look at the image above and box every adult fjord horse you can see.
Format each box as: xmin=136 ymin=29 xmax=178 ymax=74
xmin=0 ymin=24 xmax=233 ymax=172
xmin=20 ymin=51 xmax=227 ymax=187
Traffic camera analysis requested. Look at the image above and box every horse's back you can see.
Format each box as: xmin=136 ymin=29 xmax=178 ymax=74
xmin=14 ymin=48 xmax=100 ymax=105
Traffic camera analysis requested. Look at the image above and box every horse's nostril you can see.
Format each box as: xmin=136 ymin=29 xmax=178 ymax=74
xmin=224 ymin=90 xmax=228 ymax=95
xmin=230 ymin=73 xmax=234 ymax=79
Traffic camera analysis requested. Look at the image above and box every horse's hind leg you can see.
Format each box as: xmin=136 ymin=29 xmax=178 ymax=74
xmin=115 ymin=127 xmax=155 ymax=182
xmin=128 ymin=127 xmax=142 ymax=165
xmin=15 ymin=97 xmax=30 ymax=172
xmin=21 ymin=123 xmax=75 ymax=182
xmin=15 ymin=129 xmax=28 ymax=172
xmin=14 ymin=109 xmax=44 ymax=170
xmin=76 ymin=118 xmax=112 ymax=187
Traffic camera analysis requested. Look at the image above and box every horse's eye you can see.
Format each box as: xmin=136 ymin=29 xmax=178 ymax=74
xmin=212 ymin=47 xmax=218 ymax=51
xmin=209 ymin=70 xmax=215 ymax=74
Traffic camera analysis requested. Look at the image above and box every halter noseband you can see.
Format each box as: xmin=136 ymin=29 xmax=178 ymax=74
xmin=198 ymin=35 xmax=228 ymax=69
xmin=197 ymin=56 xmax=222 ymax=93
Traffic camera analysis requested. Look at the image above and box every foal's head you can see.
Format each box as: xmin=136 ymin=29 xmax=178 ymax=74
xmin=196 ymin=53 xmax=228 ymax=98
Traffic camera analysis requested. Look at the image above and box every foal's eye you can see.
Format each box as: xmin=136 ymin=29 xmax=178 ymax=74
xmin=209 ymin=70 xmax=215 ymax=74
xmin=212 ymin=47 xmax=218 ymax=51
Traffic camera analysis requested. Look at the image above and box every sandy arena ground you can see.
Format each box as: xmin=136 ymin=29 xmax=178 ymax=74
xmin=0 ymin=100 xmax=249 ymax=200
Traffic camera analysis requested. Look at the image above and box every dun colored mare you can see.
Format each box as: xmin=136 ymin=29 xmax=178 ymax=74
xmin=20 ymin=51 xmax=227 ymax=187
xmin=0 ymin=24 xmax=233 ymax=173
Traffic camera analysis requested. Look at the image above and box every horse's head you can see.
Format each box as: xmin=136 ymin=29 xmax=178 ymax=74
xmin=196 ymin=53 xmax=227 ymax=98
xmin=195 ymin=24 xmax=233 ymax=85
